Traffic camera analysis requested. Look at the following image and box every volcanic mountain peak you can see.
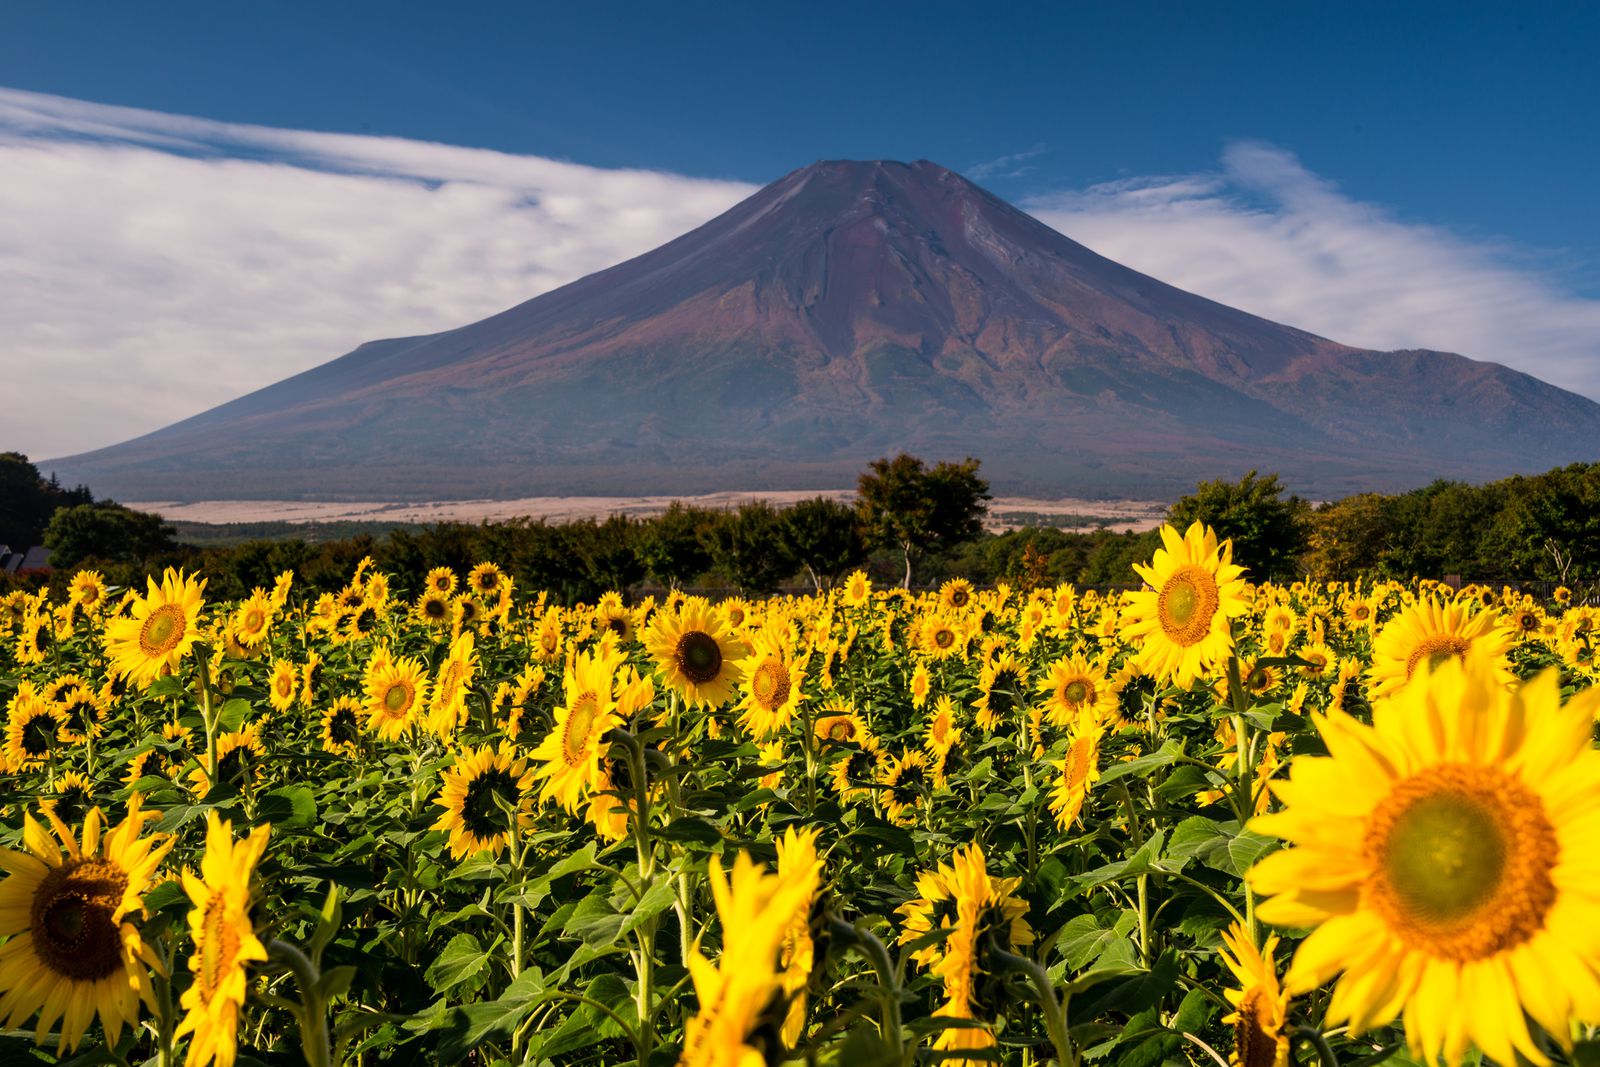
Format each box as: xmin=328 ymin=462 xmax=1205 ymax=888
xmin=48 ymin=159 xmax=1600 ymax=502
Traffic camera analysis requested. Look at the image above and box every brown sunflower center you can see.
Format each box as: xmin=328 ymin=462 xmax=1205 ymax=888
xmin=563 ymin=694 xmax=599 ymax=764
xmin=674 ymin=631 xmax=724 ymax=684
xmin=1156 ymin=565 xmax=1220 ymax=647
xmin=1404 ymin=634 xmax=1471 ymax=681
xmin=1233 ymin=986 xmax=1282 ymax=1067
xmin=197 ymin=894 xmax=243 ymax=1001
xmin=949 ymin=588 xmax=970 ymax=609
xmin=933 ymin=627 xmax=955 ymax=649
xmin=1062 ymin=678 xmax=1090 ymax=705
xmin=1364 ymin=762 xmax=1557 ymax=961
xmin=751 ymin=659 xmax=790 ymax=709
xmin=383 ymin=680 xmax=413 ymax=714
xmin=139 ymin=604 xmax=186 ymax=657
xmin=243 ymin=608 xmax=265 ymax=633
xmin=30 ymin=858 xmax=129 ymax=981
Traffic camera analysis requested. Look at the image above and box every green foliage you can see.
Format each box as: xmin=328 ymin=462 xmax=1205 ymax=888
xmin=856 ymin=454 xmax=991 ymax=587
xmin=0 ymin=452 xmax=93 ymax=548
xmin=776 ymin=496 xmax=866 ymax=590
xmin=1167 ymin=470 xmax=1308 ymax=579
xmin=42 ymin=502 xmax=178 ymax=569
xmin=632 ymin=502 xmax=715 ymax=588
xmin=699 ymin=501 xmax=797 ymax=594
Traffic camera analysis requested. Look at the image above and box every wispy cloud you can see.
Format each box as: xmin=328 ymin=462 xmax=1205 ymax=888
xmin=1025 ymin=142 xmax=1600 ymax=401
xmin=0 ymin=88 xmax=756 ymax=459
xmin=966 ymin=143 xmax=1047 ymax=181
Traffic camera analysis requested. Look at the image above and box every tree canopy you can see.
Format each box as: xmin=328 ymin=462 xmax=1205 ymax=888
xmin=856 ymin=454 xmax=991 ymax=587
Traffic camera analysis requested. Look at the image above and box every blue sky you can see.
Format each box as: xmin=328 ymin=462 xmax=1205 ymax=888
xmin=3 ymin=2 xmax=1599 ymax=457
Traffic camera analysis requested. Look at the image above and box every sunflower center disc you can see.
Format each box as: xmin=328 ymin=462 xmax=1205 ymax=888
xmin=564 ymin=695 xmax=598 ymax=764
xmin=1157 ymin=565 xmax=1220 ymax=647
xmin=1366 ymin=763 xmax=1557 ymax=960
xmin=1404 ymin=634 xmax=1471 ymax=681
xmin=199 ymin=894 xmax=243 ymax=1000
xmin=1233 ymin=986 xmax=1280 ymax=1067
xmin=140 ymin=604 xmax=185 ymax=656
xmin=31 ymin=858 xmax=128 ymax=981
xmin=384 ymin=682 xmax=411 ymax=714
xmin=676 ymin=631 xmax=723 ymax=684
xmin=753 ymin=661 xmax=789 ymax=707
xmin=1063 ymin=680 xmax=1089 ymax=704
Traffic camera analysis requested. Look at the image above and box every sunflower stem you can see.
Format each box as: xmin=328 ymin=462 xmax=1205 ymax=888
xmin=195 ymin=652 xmax=219 ymax=783
xmin=992 ymin=948 xmax=1075 ymax=1067
xmin=268 ymin=939 xmax=334 ymax=1067
xmin=826 ymin=917 xmax=905 ymax=1062
xmin=1293 ymin=1024 xmax=1342 ymax=1067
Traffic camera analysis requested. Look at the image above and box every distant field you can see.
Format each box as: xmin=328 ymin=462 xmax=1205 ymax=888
xmin=131 ymin=492 xmax=1171 ymax=539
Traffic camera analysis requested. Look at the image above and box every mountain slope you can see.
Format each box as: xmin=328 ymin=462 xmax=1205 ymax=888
xmin=49 ymin=159 xmax=1600 ymax=500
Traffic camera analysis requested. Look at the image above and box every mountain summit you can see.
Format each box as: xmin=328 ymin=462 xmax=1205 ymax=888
xmin=51 ymin=159 xmax=1600 ymax=500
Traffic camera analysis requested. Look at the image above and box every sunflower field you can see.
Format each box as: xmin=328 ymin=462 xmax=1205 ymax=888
xmin=2 ymin=522 xmax=1599 ymax=1067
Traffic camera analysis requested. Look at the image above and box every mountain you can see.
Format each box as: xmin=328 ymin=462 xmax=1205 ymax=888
xmin=48 ymin=159 xmax=1600 ymax=501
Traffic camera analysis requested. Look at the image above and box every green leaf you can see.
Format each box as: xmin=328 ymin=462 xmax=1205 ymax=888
xmin=1073 ymin=830 xmax=1165 ymax=891
xmin=1096 ymin=739 xmax=1184 ymax=785
xmin=218 ymin=697 xmax=252 ymax=732
xmin=656 ymin=816 xmax=723 ymax=849
xmin=425 ymin=932 xmax=502 ymax=994
xmin=1224 ymin=827 xmax=1278 ymax=877
xmin=618 ymin=875 xmax=677 ymax=940
xmin=258 ymin=785 xmax=317 ymax=830
xmin=533 ymin=974 xmax=634 ymax=1058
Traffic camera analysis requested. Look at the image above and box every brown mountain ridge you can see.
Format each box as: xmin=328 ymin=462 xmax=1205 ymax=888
xmin=48 ymin=159 xmax=1600 ymax=501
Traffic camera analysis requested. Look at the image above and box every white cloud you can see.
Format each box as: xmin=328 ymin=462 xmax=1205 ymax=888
xmin=0 ymin=88 xmax=755 ymax=459
xmin=3 ymin=92 xmax=1597 ymax=464
xmin=966 ymin=143 xmax=1047 ymax=181
xmin=1025 ymin=142 xmax=1600 ymax=400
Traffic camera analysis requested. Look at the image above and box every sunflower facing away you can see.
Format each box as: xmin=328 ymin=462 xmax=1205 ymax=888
xmin=1366 ymin=594 xmax=1514 ymax=701
xmin=974 ymin=652 xmax=1028 ymax=732
xmin=644 ymin=598 xmax=747 ymax=709
xmin=931 ymin=844 xmax=1035 ymax=1064
xmin=175 ymin=813 xmax=271 ymax=1067
xmin=0 ymin=796 xmax=173 ymax=1053
xmin=1217 ymin=921 xmax=1290 ymax=1067
xmin=775 ymin=827 xmax=825 ymax=1047
xmin=104 ymin=567 xmax=207 ymax=688
xmin=1120 ymin=522 xmax=1250 ymax=688
xmin=432 ymin=744 xmax=536 ymax=860
xmin=1247 ymin=656 xmax=1600 ymax=1066
xmin=530 ymin=648 xmax=620 ymax=812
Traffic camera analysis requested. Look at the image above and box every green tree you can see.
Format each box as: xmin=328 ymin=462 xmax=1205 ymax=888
xmin=1303 ymin=493 xmax=1393 ymax=580
xmin=699 ymin=503 xmax=797 ymax=595
xmin=776 ymin=497 xmax=865 ymax=591
xmin=0 ymin=453 xmax=93 ymax=548
xmin=43 ymin=503 xmax=177 ymax=569
xmin=634 ymin=503 xmax=716 ymax=589
xmin=855 ymin=454 xmax=991 ymax=588
xmin=1167 ymin=470 xmax=1308 ymax=579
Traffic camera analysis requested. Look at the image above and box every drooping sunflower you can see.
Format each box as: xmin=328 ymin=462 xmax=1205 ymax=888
xmin=677 ymin=850 xmax=821 ymax=1067
xmin=1247 ymin=656 xmax=1600 ymax=1066
xmin=973 ymin=652 xmax=1027 ymax=732
xmin=644 ymin=598 xmax=746 ymax=709
xmin=931 ymin=844 xmax=1035 ymax=1063
xmin=423 ymin=632 xmax=478 ymax=739
xmin=364 ymin=654 xmax=429 ymax=741
xmin=737 ymin=631 xmax=805 ymax=739
xmin=1120 ymin=522 xmax=1250 ymax=688
xmin=104 ymin=568 xmax=207 ymax=688
xmin=529 ymin=648 xmax=620 ymax=812
xmin=1217 ymin=921 xmax=1290 ymax=1067
xmin=881 ymin=750 xmax=932 ymax=826
xmin=1037 ymin=653 xmax=1118 ymax=728
xmin=1366 ymin=594 xmax=1514 ymax=701
xmin=41 ymin=771 xmax=96 ymax=825
xmin=211 ymin=726 xmax=265 ymax=792
xmin=320 ymin=696 xmax=365 ymax=756
xmin=1048 ymin=714 xmax=1105 ymax=829
xmin=267 ymin=659 xmax=299 ymax=713
xmin=174 ymin=813 xmax=270 ymax=1067
xmin=0 ymin=797 xmax=173 ymax=1053
xmin=432 ymin=744 xmax=536 ymax=860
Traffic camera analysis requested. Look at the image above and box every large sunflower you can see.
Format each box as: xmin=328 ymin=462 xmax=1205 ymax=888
xmin=1366 ymin=594 xmax=1514 ymax=701
xmin=644 ymin=598 xmax=746 ymax=709
xmin=174 ymin=813 xmax=270 ymax=1067
xmin=1120 ymin=522 xmax=1250 ymax=688
xmin=432 ymin=744 xmax=536 ymax=860
xmin=737 ymin=631 xmax=805 ymax=739
xmin=365 ymin=653 xmax=429 ymax=742
xmin=104 ymin=568 xmax=207 ymax=688
xmin=529 ymin=649 xmax=620 ymax=812
xmin=0 ymin=797 xmax=173 ymax=1053
xmin=1217 ymin=921 xmax=1290 ymax=1067
xmin=1247 ymin=656 xmax=1600 ymax=1066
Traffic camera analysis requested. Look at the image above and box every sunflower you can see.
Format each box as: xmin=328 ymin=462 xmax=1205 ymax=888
xmin=644 ymin=598 xmax=746 ymax=709
xmin=41 ymin=772 xmax=95 ymax=825
xmin=973 ymin=652 xmax=1027 ymax=732
xmin=924 ymin=694 xmax=963 ymax=767
xmin=211 ymin=727 xmax=265 ymax=792
xmin=0 ymin=796 xmax=173 ymax=1053
xmin=1217 ymin=922 xmax=1290 ymax=1067
xmin=737 ymin=631 xmax=805 ymax=739
xmin=15 ymin=611 xmax=50 ymax=665
xmin=1037 ymin=653 xmax=1117 ymax=727
xmin=898 ymin=859 xmax=959 ymax=970
xmin=104 ymin=568 xmax=207 ymax=688
xmin=1243 ymin=661 xmax=1282 ymax=697
xmin=174 ymin=813 xmax=270 ymax=1067
xmin=53 ymin=681 xmax=106 ymax=743
xmin=775 ymin=827 xmax=825 ymax=1047
xmin=908 ymin=662 xmax=932 ymax=709
xmin=423 ymin=632 xmax=478 ymax=739
xmin=228 ymin=589 xmax=274 ymax=650
xmin=530 ymin=648 xmax=620 ymax=812
xmin=842 ymin=569 xmax=871 ymax=607
xmin=424 ymin=566 xmax=457 ymax=597
xmin=677 ymin=851 xmax=820 ymax=1067
xmin=466 ymin=561 xmax=505 ymax=599
xmin=269 ymin=568 xmax=294 ymax=608
xmin=829 ymin=739 xmax=885 ymax=803
xmin=5 ymin=685 xmax=68 ymax=772
xmin=432 ymin=744 xmax=536 ymax=860
xmin=931 ymin=844 xmax=1035 ymax=1063
xmin=364 ymin=654 xmax=428 ymax=742
xmin=414 ymin=590 xmax=452 ymax=628
xmin=267 ymin=660 xmax=299 ymax=713
xmin=718 ymin=596 xmax=753 ymax=631
xmin=1120 ymin=522 xmax=1250 ymax=688
xmin=320 ymin=696 xmax=365 ymax=756
xmin=594 ymin=593 xmax=635 ymax=645
xmin=881 ymin=750 xmax=932 ymax=826
xmin=917 ymin=612 xmax=966 ymax=660
xmin=532 ymin=608 xmax=565 ymax=662
xmin=1296 ymin=641 xmax=1334 ymax=679
xmin=939 ymin=578 xmax=976 ymax=612
xmin=585 ymin=754 xmax=637 ymax=843
xmin=1366 ymin=594 xmax=1514 ymax=701
xmin=813 ymin=702 xmax=872 ymax=750
xmin=66 ymin=570 xmax=108 ymax=614
xmin=1247 ymin=656 xmax=1600 ymax=1066
xmin=1048 ymin=714 xmax=1105 ymax=829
